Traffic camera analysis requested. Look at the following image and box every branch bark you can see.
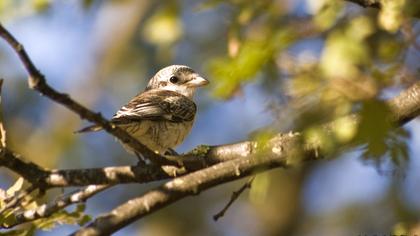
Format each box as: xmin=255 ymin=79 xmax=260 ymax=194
xmin=2 ymin=82 xmax=418 ymax=189
xmin=0 ymin=141 xmax=254 ymax=188
xmin=73 ymin=82 xmax=420 ymax=235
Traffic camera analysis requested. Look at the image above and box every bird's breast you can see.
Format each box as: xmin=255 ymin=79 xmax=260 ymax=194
xmin=120 ymin=120 xmax=194 ymax=154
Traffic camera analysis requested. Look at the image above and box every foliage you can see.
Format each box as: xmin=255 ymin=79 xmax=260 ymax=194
xmin=0 ymin=179 xmax=90 ymax=235
xmin=0 ymin=0 xmax=419 ymax=235
xmin=204 ymin=0 xmax=415 ymax=169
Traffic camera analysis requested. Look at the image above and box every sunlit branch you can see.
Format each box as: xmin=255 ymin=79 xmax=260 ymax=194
xmin=3 ymin=185 xmax=110 ymax=228
xmin=73 ymin=81 xmax=420 ymax=236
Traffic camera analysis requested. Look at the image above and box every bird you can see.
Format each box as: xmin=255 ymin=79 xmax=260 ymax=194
xmin=78 ymin=65 xmax=209 ymax=157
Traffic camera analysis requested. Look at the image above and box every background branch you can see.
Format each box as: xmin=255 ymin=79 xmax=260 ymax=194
xmin=213 ymin=176 xmax=255 ymax=221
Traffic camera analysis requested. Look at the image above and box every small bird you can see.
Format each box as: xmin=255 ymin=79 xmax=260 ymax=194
xmin=78 ymin=65 xmax=209 ymax=156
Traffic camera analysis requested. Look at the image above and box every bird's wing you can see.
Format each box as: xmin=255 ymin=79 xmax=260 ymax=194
xmin=111 ymin=89 xmax=197 ymax=124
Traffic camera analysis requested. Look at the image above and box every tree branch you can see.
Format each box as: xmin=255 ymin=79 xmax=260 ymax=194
xmin=70 ymin=132 xmax=311 ymax=236
xmin=2 ymin=82 xmax=418 ymax=189
xmin=213 ymin=176 xmax=255 ymax=221
xmin=0 ymin=142 xmax=252 ymax=188
xmin=0 ymin=23 xmax=167 ymax=164
xmin=0 ymin=12 xmax=419 ymax=235
xmin=3 ymin=185 xmax=109 ymax=228
xmin=73 ymin=81 xmax=420 ymax=236
xmin=0 ymin=149 xmax=49 ymax=184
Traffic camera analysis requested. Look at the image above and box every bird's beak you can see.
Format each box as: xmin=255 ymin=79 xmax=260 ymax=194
xmin=187 ymin=76 xmax=209 ymax=87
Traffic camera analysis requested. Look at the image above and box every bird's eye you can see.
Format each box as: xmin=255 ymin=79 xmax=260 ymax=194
xmin=169 ymin=76 xmax=179 ymax=84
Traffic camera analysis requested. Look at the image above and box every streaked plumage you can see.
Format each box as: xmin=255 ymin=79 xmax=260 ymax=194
xmin=78 ymin=65 xmax=208 ymax=155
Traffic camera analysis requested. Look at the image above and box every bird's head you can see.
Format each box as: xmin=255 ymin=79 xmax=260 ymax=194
xmin=145 ymin=65 xmax=209 ymax=98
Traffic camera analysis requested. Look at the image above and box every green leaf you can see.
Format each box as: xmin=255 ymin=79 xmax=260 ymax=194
xmin=6 ymin=178 xmax=24 ymax=197
xmin=355 ymin=99 xmax=410 ymax=166
xmin=379 ymin=0 xmax=407 ymax=32
xmin=208 ymin=28 xmax=296 ymax=99
xmin=77 ymin=214 xmax=92 ymax=226
xmin=33 ymin=204 xmax=91 ymax=231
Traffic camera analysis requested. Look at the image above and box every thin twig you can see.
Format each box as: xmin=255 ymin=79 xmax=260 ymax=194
xmin=3 ymin=185 xmax=110 ymax=228
xmin=213 ymin=176 xmax=255 ymax=221
xmin=0 ymin=23 xmax=170 ymax=165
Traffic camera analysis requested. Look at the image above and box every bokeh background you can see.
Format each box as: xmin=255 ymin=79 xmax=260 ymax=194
xmin=0 ymin=0 xmax=420 ymax=235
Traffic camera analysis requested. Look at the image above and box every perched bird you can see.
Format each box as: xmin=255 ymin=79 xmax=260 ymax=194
xmin=78 ymin=65 xmax=209 ymax=156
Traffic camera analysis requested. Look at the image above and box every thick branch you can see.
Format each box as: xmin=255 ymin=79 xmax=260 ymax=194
xmin=388 ymin=82 xmax=420 ymax=125
xmin=72 ymin=133 xmax=308 ymax=236
xmin=2 ymin=82 xmax=418 ymax=188
xmin=73 ymin=81 xmax=420 ymax=236
xmin=0 ymin=142 xmax=251 ymax=188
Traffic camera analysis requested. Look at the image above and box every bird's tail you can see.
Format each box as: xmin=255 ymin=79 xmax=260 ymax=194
xmin=75 ymin=124 xmax=103 ymax=133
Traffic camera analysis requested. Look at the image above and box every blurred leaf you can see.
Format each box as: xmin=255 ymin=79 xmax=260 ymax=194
xmin=82 ymin=0 xmax=95 ymax=9
xmin=208 ymin=28 xmax=296 ymax=99
xmin=355 ymin=99 xmax=410 ymax=165
xmin=388 ymin=128 xmax=410 ymax=165
xmin=304 ymin=125 xmax=336 ymax=155
xmin=321 ymin=16 xmax=373 ymax=79
xmin=393 ymin=222 xmax=410 ymax=235
xmin=332 ymin=116 xmax=358 ymax=143
xmin=142 ymin=5 xmax=182 ymax=46
xmin=0 ymin=208 xmax=17 ymax=229
xmin=379 ymin=0 xmax=407 ymax=32
xmin=312 ymin=0 xmax=343 ymax=30
xmin=250 ymin=129 xmax=276 ymax=154
xmin=249 ymin=173 xmax=270 ymax=204
xmin=357 ymin=99 xmax=392 ymax=158
xmin=329 ymin=77 xmax=378 ymax=101
xmin=376 ymin=37 xmax=404 ymax=62
xmin=288 ymin=72 xmax=322 ymax=98
xmin=31 ymin=0 xmax=51 ymax=12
